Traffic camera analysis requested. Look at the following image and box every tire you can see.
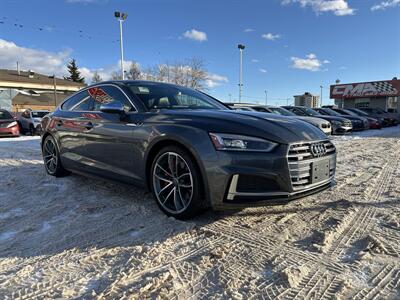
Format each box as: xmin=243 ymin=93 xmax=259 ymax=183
xmin=150 ymin=146 xmax=205 ymax=219
xmin=42 ymin=135 xmax=70 ymax=177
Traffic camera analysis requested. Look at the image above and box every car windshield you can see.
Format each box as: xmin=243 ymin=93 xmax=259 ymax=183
xmin=0 ymin=111 xmax=13 ymax=120
xmin=31 ymin=111 xmax=48 ymax=118
xmin=268 ymin=107 xmax=296 ymax=116
xmin=303 ymin=107 xmax=320 ymax=116
xmin=342 ymin=109 xmax=358 ymax=116
xmin=127 ymin=83 xmax=227 ymax=110
xmin=323 ymin=108 xmax=342 ymax=116
xmin=352 ymin=109 xmax=368 ymax=116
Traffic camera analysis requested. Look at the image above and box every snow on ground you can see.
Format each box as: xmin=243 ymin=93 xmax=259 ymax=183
xmin=0 ymin=127 xmax=399 ymax=299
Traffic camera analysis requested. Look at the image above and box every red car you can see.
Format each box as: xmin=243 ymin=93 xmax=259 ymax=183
xmin=0 ymin=109 xmax=20 ymax=137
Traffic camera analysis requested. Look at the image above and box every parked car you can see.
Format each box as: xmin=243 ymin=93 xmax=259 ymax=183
xmin=346 ymin=108 xmax=384 ymax=128
xmin=315 ymin=107 xmax=369 ymax=131
xmin=282 ymin=106 xmax=352 ymax=135
xmin=41 ymin=81 xmax=337 ymax=218
xmin=226 ymin=103 xmax=331 ymax=135
xmin=331 ymin=108 xmax=381 ymax=129
xmin=18 ymin=109 xmax=50 ymax=135
xmin=0 ymin=109 xmax=20 ymax=137
xmin=358 ymin=108 xmax=398 ymax=126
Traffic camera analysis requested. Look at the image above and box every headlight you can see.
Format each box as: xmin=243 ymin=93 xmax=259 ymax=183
xmin=209 ymin=133 xmax=278 ymax=152
xmin=7 ymin=121 xmax=18 ymax=128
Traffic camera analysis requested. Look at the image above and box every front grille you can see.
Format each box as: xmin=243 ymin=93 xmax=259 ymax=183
xmin=288 ymin=140 xmax=336 ymax=190
xmin=236 ymin=175 xmax=280 ymax=193
xmin=343 ymin=121 xmax=352 ymax=127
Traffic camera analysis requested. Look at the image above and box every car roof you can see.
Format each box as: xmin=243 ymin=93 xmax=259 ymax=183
xmin=93 ymin=80 xmax=193 ymax=90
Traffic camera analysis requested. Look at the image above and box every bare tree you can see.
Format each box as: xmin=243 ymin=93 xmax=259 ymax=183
xmin=126 ymin=62 xmax=141 ymax=80
xmin=91 ymin=71 xmax=103 ymax=83
xmin=108 ymin=57 xmax=208 ymax=90
xmin=110 ymin=71 xmax=122 ymax=80
xmin=186 ymin=57 xmax=207 ymax=90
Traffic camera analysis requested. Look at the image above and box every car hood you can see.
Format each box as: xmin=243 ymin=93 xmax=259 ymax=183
xmin=0 ymin=119 xmax=15 ymax=125
xmin=338 ymin=115 xmax=365 ymax=122
xmin=146 ymin=109 xmax=327 ymax=144
xmin=312 ymin=115 xmax=349 ymax=122
xmin=294 ymin=116 xmax=328 ymax=126
xmin=33 ymin=117 xmax=42 ymax=122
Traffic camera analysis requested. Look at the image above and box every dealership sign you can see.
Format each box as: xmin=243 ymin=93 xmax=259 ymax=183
xmin=330 ymin=80 xmax=400 ymax=99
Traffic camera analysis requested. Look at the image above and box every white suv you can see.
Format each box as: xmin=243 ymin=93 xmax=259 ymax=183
xmin=18 ymin=109 xmax=49 ymax=135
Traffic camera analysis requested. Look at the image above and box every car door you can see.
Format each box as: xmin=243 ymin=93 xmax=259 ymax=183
xmin=75 ymin=84 xmax=143 ymax=183
xmin=54 ymin=89 xmax=96 ymax=170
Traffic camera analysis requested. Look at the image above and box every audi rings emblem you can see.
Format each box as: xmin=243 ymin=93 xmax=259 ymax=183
xmin=310 ymin=142 xmax=327 ymax=157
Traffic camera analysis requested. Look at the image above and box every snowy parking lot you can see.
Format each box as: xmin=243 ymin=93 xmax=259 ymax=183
xmin=0 ymin=127 xmax=399 ymax=299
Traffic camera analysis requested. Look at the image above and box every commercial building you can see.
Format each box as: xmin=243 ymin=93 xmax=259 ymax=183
xmin=0 ymin=69 xmax=85 ymax=112
xmin=294 ymin=92 xmax=319 ymax=108
xmin=330 ymin=79 xmax=399 ymax=114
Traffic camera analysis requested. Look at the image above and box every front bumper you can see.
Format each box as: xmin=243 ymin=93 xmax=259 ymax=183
xmin=332 ymin=125 xmax=352 ymax=135
xmin=0 ymin=126 xmax=20 ymax=137
xmin=205 ymin=140 xmax=336 ymax=209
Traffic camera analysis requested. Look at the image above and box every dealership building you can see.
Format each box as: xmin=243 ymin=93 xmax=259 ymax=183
xmin=0 ymin=69 xmax=85 ymax=112
xmin=330 ymin=79 xmax=400 ymax=114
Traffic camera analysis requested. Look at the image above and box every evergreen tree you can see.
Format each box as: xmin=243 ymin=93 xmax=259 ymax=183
xmin=91 ymin=71 xmax=102 ymax=83
xmin=64 ymin=59 xmax=85 ymax=83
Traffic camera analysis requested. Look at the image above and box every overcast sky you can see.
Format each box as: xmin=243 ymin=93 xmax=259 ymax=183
xmin=0 ymin=0 xmax=399 ymax=104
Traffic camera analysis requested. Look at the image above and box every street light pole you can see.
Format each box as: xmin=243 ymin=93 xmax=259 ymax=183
xmin=115 ymin=11 xmax=128 ymax=80
xmin=238 ymin=44 xmax=245 ymax=103
xmin=320 ymin=85 xmax=323 ymax=107
xmin=264 ymin=90 xmax=268 ymax=105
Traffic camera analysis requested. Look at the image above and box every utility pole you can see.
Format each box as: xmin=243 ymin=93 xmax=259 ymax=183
xmin=238 ymin=44 xmax=245 ymax=103
xmin=264 ymin=90 xmax=268 ymax=105
xmin=229 ymin=93 xmax=232 ymax=102
xmin=115 ymin=11 xmax=128 ymax=80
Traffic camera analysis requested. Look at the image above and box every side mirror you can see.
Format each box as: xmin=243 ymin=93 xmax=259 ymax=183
xmin=100 ymin=101 xmax=125 ymax=114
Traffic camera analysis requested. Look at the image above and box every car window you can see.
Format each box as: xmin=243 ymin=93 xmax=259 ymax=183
xmin=31 ymin=111 xmax=49 ymax=118
xmin=62 ymin=90 xmax=91 ymax=111
xmin=128 ymin=83 xmax=226 ymax=110
xmin=89 ymin=86 xmax=133 ymax=112
xmin=294 ymin=108 xmax=306 ymax=116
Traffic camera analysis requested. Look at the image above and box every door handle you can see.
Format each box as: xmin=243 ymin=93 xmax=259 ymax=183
xmin=83 ymin=122 xmax=93 ymax=130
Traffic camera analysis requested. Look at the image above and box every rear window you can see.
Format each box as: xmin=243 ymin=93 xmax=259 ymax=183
xmin=0 ymin=110 xmax=13 ymax=120
xmin=31 ymin=111 xmax=49 ymax=118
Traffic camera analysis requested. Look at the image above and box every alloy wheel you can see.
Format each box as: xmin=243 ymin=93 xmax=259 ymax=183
xmin=153 ymin=152 xmax=194 ymax=214
xmin=43 ymin=138 xmax=58 ymax=174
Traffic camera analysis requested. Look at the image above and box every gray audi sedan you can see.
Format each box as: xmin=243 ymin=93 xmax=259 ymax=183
xmin=41 ymin=81 xmax=336 ymax=218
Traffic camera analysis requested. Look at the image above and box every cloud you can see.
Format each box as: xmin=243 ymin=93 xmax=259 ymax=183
xmin=0 ymin=39 xmax=71 ymax=76
xmin=259 ymin=68 xmax=268 ymax=73
xmin=182 ymin=29 xmax=208 ymax=42
xmin=244 ymin=28 xmax=255 ymax=32
xmin=261 ymin=33 xmax=281 ymax=41
xmin=371 ymin=0 xmax=400 ymax=11
xmin=205 ymin=73 xmax=229 ymax=88
xmin=282 ymin=0 xmax=355 ymax=16
xmin=290 ymin=53 xmax=330 ymax=71
xmin=251 ymin=59 xmax=259 ymax=63
xmin=339 ymin=66 xmax=347 ymax=70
